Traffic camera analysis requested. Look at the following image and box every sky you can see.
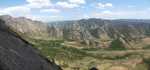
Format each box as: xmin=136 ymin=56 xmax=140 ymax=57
xmin=0 ymin=0 xmax=150 ymax=22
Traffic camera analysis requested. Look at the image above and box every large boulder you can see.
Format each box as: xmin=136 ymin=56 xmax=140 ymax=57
xmin=0 ymin=18 xmax=61 ymax=70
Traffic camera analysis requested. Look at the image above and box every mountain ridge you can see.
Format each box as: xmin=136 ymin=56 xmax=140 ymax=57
xmin=1 ymin=15 xmax=150 ymax=49
xmin=48 ymin=18 xmax=150 ymax=49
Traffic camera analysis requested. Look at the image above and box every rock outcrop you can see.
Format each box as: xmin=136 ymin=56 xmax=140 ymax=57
xmin=0 ymin=18 xmax=61 ymax=70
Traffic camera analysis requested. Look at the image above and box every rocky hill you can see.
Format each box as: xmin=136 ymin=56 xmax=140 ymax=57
xmin=48 ymin=18 xmax=150 ymax=49
xmin=0 ymin=17 xmax=61 ymax=70
xmin=0 ymin=15 xmax=49 ymax=39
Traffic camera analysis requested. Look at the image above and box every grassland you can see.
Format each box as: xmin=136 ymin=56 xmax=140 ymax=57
xmin=26 ymin=38 xmax=150 ymax=70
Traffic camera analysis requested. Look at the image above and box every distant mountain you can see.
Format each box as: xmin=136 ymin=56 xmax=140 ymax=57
xmin=48 ymin=18 xmax=150 ymax=49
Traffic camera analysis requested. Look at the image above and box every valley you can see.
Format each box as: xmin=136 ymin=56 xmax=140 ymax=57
xmin=1 ymin=15 xmax=150 ymax=70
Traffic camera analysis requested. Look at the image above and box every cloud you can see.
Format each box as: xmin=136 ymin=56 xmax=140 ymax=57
xmin=90 ymin=10 xmax=150 ymax=19
xmin=0 ymin=0 xmax=86 ymax=19
xmin=55 ymin=0 xmax=86 ymax=9
xmin=0 ymin=6 xmax=31 ymax=16
xmin=0 ymin=10 xmax=7 ymax=15
xmin=40 ymin=8 xmax=60 ymax=13
xmin=26 ymin=15 xmax=64 ymax=22
xmin=0 ymin=0 xmax=62 ymax=22
xmin=56 ymin=2 xmax=79 ymax=8
xmin=83 ymin=14 xmax=90 ymax=18
xmin=101 ymin=10 xmax=112 ymax=14
xmin=97 ymin=3 xmax=113 ymax=9
xmin=26 ymin=0 xmax=51 ymax=4
xmin=26 ymin=0 xmax=52 ymax=8
xmin=26 ymin=0 xmax=85 ymax=9
xmin=0 ymin=0 xmax=65 ymax=22
xmin=68 ymin=0 xmax=85 ymax=4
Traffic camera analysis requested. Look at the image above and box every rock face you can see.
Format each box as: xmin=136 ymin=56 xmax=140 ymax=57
xmin=0 ymin=18 xmax=61 ymax=70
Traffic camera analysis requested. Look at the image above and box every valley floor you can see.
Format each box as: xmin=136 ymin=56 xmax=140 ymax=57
xmin=27 ymin=39 xmax=150 ymax=70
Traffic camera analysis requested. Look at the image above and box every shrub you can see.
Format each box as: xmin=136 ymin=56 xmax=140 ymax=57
xmin=109 ymin=39 xmax=126 ymax=50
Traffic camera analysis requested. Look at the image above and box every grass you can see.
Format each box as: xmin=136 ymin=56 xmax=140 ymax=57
xmin=30 ymin=39 xmax=89 ymax=61
xmin=143 ymin=45 xmax=150 ymax=49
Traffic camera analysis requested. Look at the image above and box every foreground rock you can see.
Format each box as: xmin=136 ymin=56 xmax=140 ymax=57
xmin=0 ymin=19 xmax=61 ymax=70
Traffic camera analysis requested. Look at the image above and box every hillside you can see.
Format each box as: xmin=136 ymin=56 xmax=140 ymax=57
xmin=0 ymin=16 xmax=61 ymax=70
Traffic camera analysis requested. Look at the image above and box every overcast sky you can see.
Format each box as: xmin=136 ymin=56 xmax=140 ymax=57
xmin=0 ymin=0 xmax=150 ymax=22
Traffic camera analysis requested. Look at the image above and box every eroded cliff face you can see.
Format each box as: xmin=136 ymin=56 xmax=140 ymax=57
xmin=0 ymin=18 xmax=61 ymax=70
xmin=48 ymin=19 xmax=150 ymax=49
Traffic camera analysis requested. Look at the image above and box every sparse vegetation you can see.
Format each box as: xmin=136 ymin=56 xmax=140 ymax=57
xmin=109 ymin=39 xmax=127 ymax=50
xmin=28 ymin=38 xmax=150 ymax=70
